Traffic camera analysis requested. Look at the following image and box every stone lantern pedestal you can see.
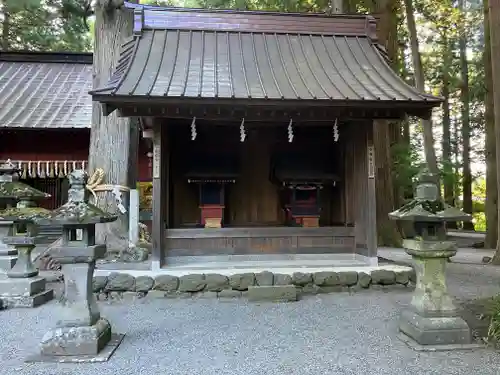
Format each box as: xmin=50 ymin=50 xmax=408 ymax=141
xmin=0 ymin=222 xmax=17 ymax=272
xmin=0 ymin=223 xmax=54 ymax=308
xmin=27 ymin=170 xmax=124 ymax=363
xmin=389 ymin=170 xmax=480 ymax=350
xmin=398 ymin=239 xmax=471 ymax=347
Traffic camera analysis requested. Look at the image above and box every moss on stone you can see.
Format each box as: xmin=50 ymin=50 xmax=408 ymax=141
xmin=0 ymin=206 xmax=52 ymax=222
xmin=36 ymin=201 xmax=117 ymax=225
xmin=0 ymin=182 xmax=50 ymax=200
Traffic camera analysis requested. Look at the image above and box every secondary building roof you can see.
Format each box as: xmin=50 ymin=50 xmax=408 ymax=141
xmin=91 ymin=4 xmax=441 ymax=119
xmin=0 ymin=51 xmax=92 ymax=129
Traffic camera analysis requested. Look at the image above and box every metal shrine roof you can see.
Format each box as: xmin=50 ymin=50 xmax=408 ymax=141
xmin=90 ymin=4 xmax=442 ymax=116
xmin=0 ymin=51 xmax=93 ymax=129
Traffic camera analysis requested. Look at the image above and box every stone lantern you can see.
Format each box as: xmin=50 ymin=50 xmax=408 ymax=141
xmin=0 ymin=159 xmax=54 ymax=308
xmin=389 ymin=170 xmax=474 ymax=348
xmin=27 ymin=169 xmax=123 ymax=363
xmin=0 ymin=160 xmax=50 ymax=272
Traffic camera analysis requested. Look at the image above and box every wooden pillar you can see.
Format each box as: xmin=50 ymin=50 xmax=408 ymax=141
xmin=366 ymin=126 xmax=378 ymax=264
xmin=350 ymin=121 xmax=378 ymax=265
xmin=151 ymin=122 xmax=166 ymax=270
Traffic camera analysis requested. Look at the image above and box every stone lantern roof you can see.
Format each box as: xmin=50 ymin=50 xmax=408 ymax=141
xmin=0 ymin=159 xmax=51 ymax=201
xmin=388 ymin=169 xmax=471 ymax=223
xmin=0 ymin=159 xmax=52 ymax=222
xmin=35 ymin=169 xmax=117 ymax=225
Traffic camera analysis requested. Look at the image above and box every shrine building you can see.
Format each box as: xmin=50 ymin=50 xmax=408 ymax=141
xmin=90 ymin=4 xmax=442 ymax=269
xmin=0 ymin=51 xmax=154 ymax=234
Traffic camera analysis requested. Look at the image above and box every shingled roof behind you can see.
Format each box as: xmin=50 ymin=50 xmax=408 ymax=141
xmin=0 ymin=52 xmax=93 ymax=129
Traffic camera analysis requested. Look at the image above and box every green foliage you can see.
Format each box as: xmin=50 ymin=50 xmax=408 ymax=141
xmin=1 ymin=0 xmax=92 ymax=52
xmin=487 ymin=296 xmax=500 ymax=347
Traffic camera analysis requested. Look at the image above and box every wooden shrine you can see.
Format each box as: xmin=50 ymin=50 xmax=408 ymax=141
xmin=185 ymin=152 xmax=239 ymax=228
xmin=90 ymin=4 xmax=442 ymax=268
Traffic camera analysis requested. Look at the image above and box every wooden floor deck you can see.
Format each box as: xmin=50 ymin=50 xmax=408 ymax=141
xmin=164 ymin=226 xmax=355 ymax=257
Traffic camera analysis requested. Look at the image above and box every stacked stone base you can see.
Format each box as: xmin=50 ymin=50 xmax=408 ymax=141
xmin=0 ymin=276 xmax=54 ymax=308
xmin=26 ymin=318 xmax=125 ymax=363
xmin=40 ymin=318 xmax=112 ymax=356
xmin=399 ymin=309 xmax=471 ymax=346
xmin=92 ymin=269 xmax=416 ymax=302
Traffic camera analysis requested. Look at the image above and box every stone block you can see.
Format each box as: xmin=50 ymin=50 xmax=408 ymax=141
xmin=313 ymin=271 xmax=340 ymax=286
xmin=0 ymin=276 xmax=46 ymax=296
xmin=92 ymin=276 xmax=108 ymax=292
xmin=205 ymin=274 xmax=229 ymax=291
xmin=105 ymin=273 xmax=136 ymax=292
xmin=255 ymin=271 xmax=274 ymax=286
xmin=300 ymin=283 xmax=320 ymax=295
xmin=153 ymin=275 xmax=179 ymax=292
xmin=395 ymin=271 xmax=410 ymax=285
xmin=146 ymin=290 xmax=166 ymax=299
xmin=178 ymin=274 xmax=206 ymax=292
xmin=229 ymin=273 xmax=255 ymax=291
xmin=399 ymin=309 xmax=471 ymax=346
xmin=218 ymin=289 xmax=242 ymax=298
xmin=248 ymin=286 xmax=298 ymax=302
xmin=122 ymin=291 xmax=140 ymax=301
xmin=357 ymin=272 xmax=371 ymax=288
xmin=1 ymin=289 xmax=54 ymax=308
xmin=292 ymin=272 xmax=312 ymax=286
xmin=338 ymin=271 xmax=358 ymax=286
xmin=135 ymin=276 xmax=154 ymax=292
xmin=371 ymin=270 xmax=396 ymax=285
xmin=40 ymin=318 xmax=112 ymax=357
xmin=273 ymin=273 xmax=292 ymax=285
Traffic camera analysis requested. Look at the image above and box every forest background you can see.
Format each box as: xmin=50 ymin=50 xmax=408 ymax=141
xmin=1 ymin=0 xmax=497 ymax=252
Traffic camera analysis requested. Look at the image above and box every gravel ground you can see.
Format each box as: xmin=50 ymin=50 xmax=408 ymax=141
xmin=2 ymin=262 xmax=500 ymax=375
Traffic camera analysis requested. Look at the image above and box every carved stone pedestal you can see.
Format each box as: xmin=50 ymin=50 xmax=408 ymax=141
xmin=0 ymin=230 xmax=53 ymax=308
xmin=398 ymin=239 xmax=473 ymax=349
xmin=0 ymin=222 xmax=17 ymax=272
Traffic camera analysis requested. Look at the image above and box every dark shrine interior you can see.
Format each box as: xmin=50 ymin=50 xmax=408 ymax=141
xmin=166 ymin=119 xmax=345 ymax=228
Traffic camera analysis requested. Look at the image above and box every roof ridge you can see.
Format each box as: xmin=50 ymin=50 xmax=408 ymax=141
xmin=0 ymin=51 xmax=92 ymax=64
xmin=128 ymin=2 xmax=377 ymax=38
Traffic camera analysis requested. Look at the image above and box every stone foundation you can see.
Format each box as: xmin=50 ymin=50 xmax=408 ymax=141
xmin=92 ymin=269 xmax=416 ymax=301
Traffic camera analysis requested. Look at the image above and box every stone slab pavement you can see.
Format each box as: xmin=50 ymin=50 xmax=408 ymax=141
xmin=2 ymin=256 xmax=500 ymax=375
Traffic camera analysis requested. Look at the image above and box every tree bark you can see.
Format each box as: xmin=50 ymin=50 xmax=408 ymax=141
xmin=404 ymin=0 xmax=439 ymax=177
xmin=1 ymin=0 xmax=10 ymax=51
xmin=89 ymin=0 xmax=139 ymax=252
xmin=458 ymin=0 xmax=473 ymax=229
xmin=484 ymin=0 xmax=498 ymax=249
xmin=371 ymin=0 xmax=402 ymax=246
xmin=441 ymin=37 xmax=453 ymax=206
xmin=488 ymin=0 xmax=500 ymax=263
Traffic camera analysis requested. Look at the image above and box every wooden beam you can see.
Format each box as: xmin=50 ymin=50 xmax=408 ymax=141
xmin=113 ymin=103 xmax=428 ymax=121
xmin=151 ymin=121 xmax=165 ymax=270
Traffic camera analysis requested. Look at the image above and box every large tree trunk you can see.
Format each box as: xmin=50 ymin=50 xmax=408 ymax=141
xmin=372 ymin=0 xmax=401 ymax=246
xmin=403 ymin=0 xmax=439 ymax=176
xmin=489 ymin=0 xmax=500 ymax=263
xmin=458 ymin=0 xmax=474 ymax=229
xmin=441 ymin=37 xmax=454 ymax=206
xmin=484 ymin=0 xmax=498 ymax=249
xmin=1 ymin=0 xmax=10 ymax=51
xmin=89 ymin=0 xmax=139 ymax=252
